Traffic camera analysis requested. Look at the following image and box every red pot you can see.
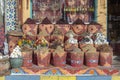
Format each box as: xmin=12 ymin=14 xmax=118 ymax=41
xmin=22 ymin=50 xmax=33 ymax=67
xmin=70 ymin=53 xmax=84 ymax=67
xmin=53 ymin=53 xmax=66 ymax=67
xmin=85 ymin=52 xmax=99 ymax=67
xmin=37 ymin=53 xmax=51 ymax=67
xmin=100 ymin=52 xmax=113 ymax=67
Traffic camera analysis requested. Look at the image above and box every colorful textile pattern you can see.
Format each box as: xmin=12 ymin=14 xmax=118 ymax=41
xmin=5 ymin=0 xmax=16 ymax=31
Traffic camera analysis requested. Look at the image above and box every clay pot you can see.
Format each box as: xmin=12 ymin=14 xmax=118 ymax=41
xmin=85 ymin=52 xmax=99 ymax=67
xmin=22 ymin=24 xmax=38 ymax=40
xmin=99 ymin=52 xmax=113 ymax=67
xmin=72 ymin=24 xmax=87 ymax=35
xmin=39 ymin=24 xmax=54 ymax=35
xmin=22 ymin=24 xmax=38 ymax=35
xmin=70 ymin=53 xmax=84 ymax=67
xmin=34 ymin=50 xmax=51 ymax=67
xmin=87 ymin=24 xmax=101 ymax=34
xmin=21 ymin=50 xmax=33 ymax=67
xmin=52 ymin=53 xmax=67 ymax=67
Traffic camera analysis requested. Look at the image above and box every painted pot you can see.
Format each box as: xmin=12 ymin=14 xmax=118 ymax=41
xmin=100 ymin=52 xmax=113 ymax=67
xmin=72 ymin=24 xmax=87 ymax=35
xmin=87 ymin=23 xmax=101 ymax=34
xmin=39 ymin=24 xmax=54 ymax=35
xmin=70 ymin=53 xmax=84 ymax=67
xmin=21 ymin=50 xmax=33 ymax=67
xmin=34 ymin=50 xmax=51 ymax=67
xmin=22 ymin=24 xmax=38 ymax=40
xmin=85 ymin=52 xmax=99 ymax=67
xmin=52 ymin=53 xmax=67 ymax=67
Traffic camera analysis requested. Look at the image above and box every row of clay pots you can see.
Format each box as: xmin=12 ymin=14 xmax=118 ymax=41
xmin=21 ymin=49 xmax=112 ymax=68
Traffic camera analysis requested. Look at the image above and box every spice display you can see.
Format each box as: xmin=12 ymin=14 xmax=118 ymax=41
xmin=52 ymin=46 xmax=66 ymax=67
xmin=70 ymin=48 xmax=84 ymax=67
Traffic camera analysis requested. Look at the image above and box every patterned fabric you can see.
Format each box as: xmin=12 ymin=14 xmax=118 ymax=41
xmin=5 ymin=0 xmax=16 ymax=31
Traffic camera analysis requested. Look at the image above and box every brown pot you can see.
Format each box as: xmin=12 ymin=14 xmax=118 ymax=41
xmin=34 ymin=50 xmax=51 ymax=67
xmin=22 ymin=24 xmax=38 ymax=35
xmin=87 ymin=24 xmax=101 ymax=34
xmin=72 ymin=24 xmax=87 ymax=35
xmin=85 ymin=52 xmax=99 ymax=67
xmin=70 ymin=53 xmax=84 ymax=67
xmin=53 ymin=53 xmax=66 ymax=67
xmin=39 ymin=24 xmax=54 ymax=35
xmin=100 ymin=52 xmax=113 ymax=67
xmin=21 ymin=50 xmax=33 ymax=67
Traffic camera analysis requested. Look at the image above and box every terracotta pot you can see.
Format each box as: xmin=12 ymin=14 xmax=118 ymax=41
xmin=22 ymin=24 xmax=38 ymax=40
xmin=100 ymin=52 xmax=113 ymax=67
xmin=70 ymin=53 xmax=84 ymax=67
xmin=34 ymin=50 xmax=51 ymax=67
xmin=39 ymin=24 xmax=54 ymax=35
xmin=87 ymin=24 xmax=101 ymax=34
xmin=21 ymin=50 xmax=33 ymax=67
xmin=8 ymin=36 xmax=19 ymax=54
xmin=55 ymin=24 xmax=70 ymax=34
xmin=72 ymin=24 xmax=87 ymax=35
xmin=52 ymin=53 xmax=66 ymax=67
xmin=85 ymin=52 xmax=99 ymax=67
xmin=22 ymin=24 xmax=38 ymax=35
